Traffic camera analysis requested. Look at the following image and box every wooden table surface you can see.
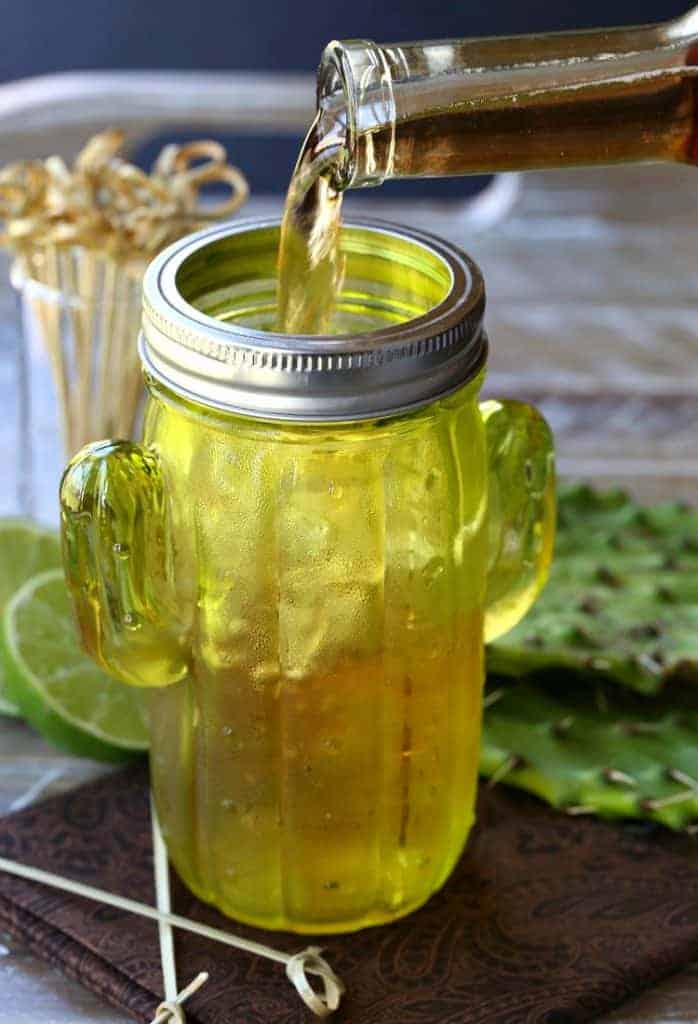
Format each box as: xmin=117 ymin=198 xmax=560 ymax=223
xmin=1 ymin=164 xmax=696 ymax=1022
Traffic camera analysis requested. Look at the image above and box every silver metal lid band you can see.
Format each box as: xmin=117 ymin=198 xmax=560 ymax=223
xmin=140 ymin=217 xmax=488 ymax=423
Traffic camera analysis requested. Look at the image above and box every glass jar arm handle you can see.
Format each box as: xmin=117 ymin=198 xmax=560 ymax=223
xmin=481 ymin=399 xmax=556 ymax=644
xmin=60 ymin=440 xmax=188 ymax=688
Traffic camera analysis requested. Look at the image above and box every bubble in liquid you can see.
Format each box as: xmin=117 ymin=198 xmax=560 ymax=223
xmin=221 ymin=725 xmax=234 ymax=737
xmin=221 ymin=798 xmax=236 ymax=811
xmin=113 ymin=542 xmax=130 ymax=557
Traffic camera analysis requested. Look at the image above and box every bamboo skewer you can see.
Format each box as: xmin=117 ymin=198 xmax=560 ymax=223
xmin=60 ymin=248 xmax=87 ymax=448
xmin=116 ymin=272 xmax=145 ymax=438
xmin=78 ymin=248 xmax=99 ymax=442
xmin=0 ymin=854 xmax=344 ymax=1017
xmin=45 ymin=246 xmax=74 ymax=452
xmin=96 ymin=254 xmax=118 ymax=440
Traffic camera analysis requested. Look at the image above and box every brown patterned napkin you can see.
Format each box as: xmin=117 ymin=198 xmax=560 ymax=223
xmin=1 ymin=762 xmax=698 ymax=1023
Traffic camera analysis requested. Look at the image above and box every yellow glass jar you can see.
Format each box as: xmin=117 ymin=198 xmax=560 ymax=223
xmin=60 ymin=220 xmax=554 ymax=933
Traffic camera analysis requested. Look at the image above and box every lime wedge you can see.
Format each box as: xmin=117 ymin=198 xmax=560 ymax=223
xmin=2 ymin=569 xmax=149 ymax=761
xmin=0 ymin=519 xmax=62 ymax=715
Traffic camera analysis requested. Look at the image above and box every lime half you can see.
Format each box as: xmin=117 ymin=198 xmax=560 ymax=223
xmin=2 ymin=569 xmax=150 ymax=761
xmin=0 ymin=519 xmax=62 ymax=715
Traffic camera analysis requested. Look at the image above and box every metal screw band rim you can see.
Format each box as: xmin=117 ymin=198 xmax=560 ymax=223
xmin=141 ymin=217 xmax=488 ymax=422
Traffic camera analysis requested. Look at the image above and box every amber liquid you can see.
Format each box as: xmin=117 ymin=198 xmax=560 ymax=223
xmin=371 ymin=69 xmax=698 ymax=180
xmin=142 ymin=381 xmax=489 ymax=932
xmin=277 ymin=114 xmax=346 ymax=335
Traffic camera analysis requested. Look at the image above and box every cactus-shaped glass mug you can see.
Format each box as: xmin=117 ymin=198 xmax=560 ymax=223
xmin=60 ymin=220 xmax=555 ymax=933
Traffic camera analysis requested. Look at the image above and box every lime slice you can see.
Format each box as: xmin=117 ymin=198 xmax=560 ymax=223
xmin=0 ymin=519 xmax=62 ymax=715
xmin=2 ymin=569 xmax=150 ymax=761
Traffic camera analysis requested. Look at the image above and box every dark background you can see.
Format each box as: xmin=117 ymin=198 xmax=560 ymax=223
xmin=2 ymin=0 xmax=685 ymax=76
xmin=3 ymin=0 xmax=687 ymax=195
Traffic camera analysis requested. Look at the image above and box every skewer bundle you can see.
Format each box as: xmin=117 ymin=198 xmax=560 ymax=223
xmin=0 ymin=130 xmax=248 ymax=453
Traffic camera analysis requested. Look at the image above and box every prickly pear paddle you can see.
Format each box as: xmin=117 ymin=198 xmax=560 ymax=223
xmin=482 ymin=674 xmax=698 ymax=831
xmin=487 ymin=486 xmax=698 ymax=694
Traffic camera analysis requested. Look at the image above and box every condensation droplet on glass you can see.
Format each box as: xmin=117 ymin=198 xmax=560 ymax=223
xmin=218 ymin=649 xmax=240 ymax=667
xmin=423 ymin=556 xmax=446 ymax=585
xmin=424 ymin=468 xmax=441 ymax=492
xmin=252 ymin=660 xmax=281 ymax=685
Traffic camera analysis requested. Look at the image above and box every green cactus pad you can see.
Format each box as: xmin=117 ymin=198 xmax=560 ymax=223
xmin=487 ymin=485 xmax=698 ymax=695
xmin=481 ymin=675 xmax=698 ymax=831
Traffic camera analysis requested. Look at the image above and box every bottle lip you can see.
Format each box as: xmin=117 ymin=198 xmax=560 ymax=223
xmin=318 ymin=39 xmax=396 ymax=190
xmin=140 ymin=216 xmax=487 ymax=423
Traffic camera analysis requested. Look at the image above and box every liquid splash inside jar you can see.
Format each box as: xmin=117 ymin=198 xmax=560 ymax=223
xmin=60 ymin=218 xmax=555 ymax=933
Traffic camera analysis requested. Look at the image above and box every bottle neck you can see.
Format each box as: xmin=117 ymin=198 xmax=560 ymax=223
xmin=317 ymin=40 xmax=396 ymax=190
xmin=319 ymin=10 xmax=698 ymax=190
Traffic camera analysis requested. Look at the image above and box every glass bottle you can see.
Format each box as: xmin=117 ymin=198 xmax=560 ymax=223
xmin=60 ymin=218 xmax=555 ymax=933
xmin=316 ymin=9 xmax=698 ymax=190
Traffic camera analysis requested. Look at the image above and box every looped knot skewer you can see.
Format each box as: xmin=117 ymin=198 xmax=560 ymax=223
xmin=0 ymin=798 xmax=346 ymax=1020
xmin=149 ymin=972 xmax=209 ymax=1024
xmin=154 ymin=1003 xmax=185 ymax=1024
xmin=0 ymin=129 xmax=249 ymax=263
xmin=286 ymin=946 xmax=345 ymax=1018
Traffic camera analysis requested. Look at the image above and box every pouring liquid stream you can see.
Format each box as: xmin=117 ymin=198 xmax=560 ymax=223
xmin=277 ymin=114 xmax=346 ymax=335
xmin=276 ymin=11 xmax=698 ymax=335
